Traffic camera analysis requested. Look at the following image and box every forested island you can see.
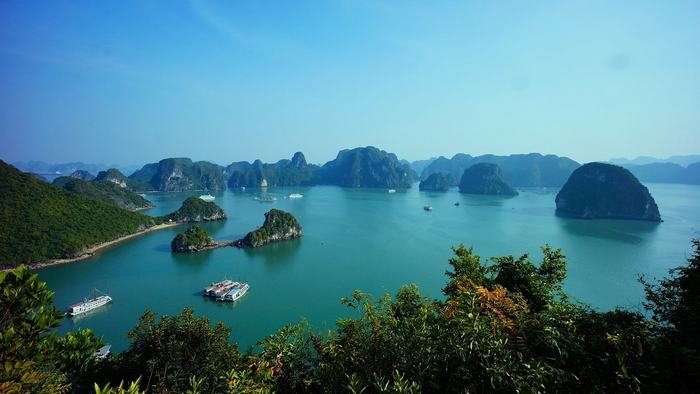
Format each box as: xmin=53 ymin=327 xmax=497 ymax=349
xmin=556 ymin=163 xmax=661 ymax=221
xmin=0 ymin=161 xmax=227 ymax=269
xmin=171 ymin=226 xmax=218 ymax=253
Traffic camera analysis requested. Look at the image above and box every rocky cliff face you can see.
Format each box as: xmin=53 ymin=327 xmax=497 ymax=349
xmin=70 ymin=170 xmax=95 ymax=181
xmin=163 ymin=196 xmax=227 ymax=223
xmin=130 ymin=158 xmax=225 ymax=192
xmin=171 ymin=225 xmax=216 ymax=253
xmin=555 ymin=162 xmax=661 ymax=221
xmin=235 ymin=209 xmax=302 ymax=248
xmin=419 ymin=172 xmax=450 ymax=192
xmin=459 ymin=163 xmax=518 ymax=196
xmin=317 ymin=146 xmax=413 ymax=188
xmin=225 ymin=152 xmax=318 ymax=188
xmin=95 ymin=168 xmax=130 ymax=188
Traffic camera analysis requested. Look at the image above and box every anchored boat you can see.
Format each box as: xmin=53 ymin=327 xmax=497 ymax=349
xmin=289 ymin=193 xmax=303 ymax=199
xmin=424 ymin=205 xmax=433 ymax=211
xmin=204 ymin=280 xmax=250 ymax=302
xmin=217 ymin=282 xmax=250 ymax=302
xmin=68 ymin=290 xmax=112 ymax=316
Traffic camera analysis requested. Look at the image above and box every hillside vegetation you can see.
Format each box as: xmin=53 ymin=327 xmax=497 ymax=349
xmin=3 ymin=240 xmax=699 ymax=392
xmin=53 ymin=177 xmax=154 ymax=211
xmin=0 ymin=161 xmax=155 ymax=268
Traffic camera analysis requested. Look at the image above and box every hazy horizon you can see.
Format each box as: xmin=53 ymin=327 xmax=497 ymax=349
xmin=2 ymin=1 xmax=699 ymax=165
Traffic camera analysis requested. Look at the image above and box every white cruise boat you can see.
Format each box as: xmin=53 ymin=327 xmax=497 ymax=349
xmin=289 ymin=193 xmax=303 ymax=199
xmin=204 ymin=280 xmax=234 ymax=298
xmin=68 ymin=294 xmax=112 ymax=316
xmin=199 ymin=194 xmax=215 ymax=202
xmin=388 ymin=189 xmax=396 ymax=193
xmin=217 ymin=282 xmax=250 ymax=302
xmin=254 ymin=195 xmax=277 ymax=202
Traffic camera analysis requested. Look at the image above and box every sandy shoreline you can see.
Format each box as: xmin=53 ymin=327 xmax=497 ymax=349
xmin=2 ymin=222 xmax=182 ymax=272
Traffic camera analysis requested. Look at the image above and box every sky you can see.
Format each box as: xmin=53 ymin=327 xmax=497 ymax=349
xmin=1 ymin=0 xmax=699 ymax=166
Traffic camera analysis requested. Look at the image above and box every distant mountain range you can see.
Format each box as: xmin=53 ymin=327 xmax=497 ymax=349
xmin=11 ymin=150 xmax=700 ymax=194
xmin=623 ymin=162 xmax=700 ymax=185
xmin=419 ymin=153 xmax=580 ymax=187
xmin=12 ymin=161 xmax=142 ymax=177
xmin=123 ymin=147 xmax=413 ymax=191
xmin=609 ymin=155 xmax=700 ymax=167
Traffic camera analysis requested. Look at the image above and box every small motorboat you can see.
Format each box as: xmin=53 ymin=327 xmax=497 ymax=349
xmin=424 ymin=205 xmax=433 ymax=211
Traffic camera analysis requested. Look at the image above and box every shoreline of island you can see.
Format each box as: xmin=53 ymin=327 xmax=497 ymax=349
xmin=1 ymin=222 xmax=183 ymax=273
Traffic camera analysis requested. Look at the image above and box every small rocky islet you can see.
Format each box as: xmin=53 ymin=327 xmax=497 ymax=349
xmin=171 ymin=225 xmax=218 ymax=253
xmin=555 ymin=162 xmax=661 ymax=222
xmin=235 ymin=209 xmax=303 ymax=248
xmin=170 ymin=208 xmax=302 ymax=253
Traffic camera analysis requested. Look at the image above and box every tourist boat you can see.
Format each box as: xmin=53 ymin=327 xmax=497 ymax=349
xmin=254 ymin=195 xmax=277 ymax=202
xmin=424 ymin=205 xmax=433 ymax=211
xmin=289 ymin=193 xmax=303 ymax=199
xmin=217 ymin=282 xmax=250 ymax=302
xmin=204 ymin=280 xmax=234 ymax=297
xmin=388 ymin=189 xmax=396 ymax=193
xmin=68 ymin=291 xmax=112 ymax=316
xmin=199 ymin=194 xmax=215 ymax=202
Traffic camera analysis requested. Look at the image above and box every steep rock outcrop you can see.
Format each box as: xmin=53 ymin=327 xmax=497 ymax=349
xmin=316 ymin=146 xmax=412 ymax=188
xmin=459 ymin=163 xmax=518 ymax=196
xmin=555 ymin=162 xmax=661 ymax=221
xmin=235 ymin=209 xmax=302 ymax=248
xmin=419 ymin=173 xmax=450 ymax=192
xmin=225 ymin=152 xmax=318 ymax=188
xmin=70 ymin=170 xmax=95 ymax=181
xmin=130 ymin=158 xmax=225 ymax=192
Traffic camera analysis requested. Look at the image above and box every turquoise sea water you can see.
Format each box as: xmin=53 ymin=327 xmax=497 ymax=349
xmin=39 ymin=184 xmax=700 ymax=352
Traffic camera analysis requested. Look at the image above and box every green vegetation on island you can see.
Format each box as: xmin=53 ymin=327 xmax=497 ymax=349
xmin=3 ymin=239 xmax=700 ymax=392
xmin=556 ymin=162 xmax=661 ymax=221
xmin=171 ymin=226 xmax=216 ymax=253
xmin=419 ymin=172 xmax=450 ymax=191
xmin=459 ymin=163 xmax=518 ymax=196
xmin=226 ymin=152 xmax=317 ymax=188
xmin=235 ymin=209 xmax=302 ymax=248
xmin=129 ymin=158 xmax=225 ymax=192
xmin=0 ymin=162 xmax=229 ymax=268
xmin=161 ymin=196 xmax=227 ymax=223
xmin=0 ymin=161 xmax=156 ymax=268
xmin=317 ymin=146 xmax=413 ymax=188
xmin=53 ymin=176 xmax=154 ymax=211
xmin=94 ymin=168 xmax=151 ymax=191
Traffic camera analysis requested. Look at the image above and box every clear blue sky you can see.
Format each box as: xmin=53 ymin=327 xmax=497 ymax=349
xmin=1 ymin=0 xmax=699 ymax=166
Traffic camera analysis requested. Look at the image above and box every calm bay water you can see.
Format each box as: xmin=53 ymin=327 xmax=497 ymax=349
xmin=39 ymin=184 xmax=700 ymax=352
